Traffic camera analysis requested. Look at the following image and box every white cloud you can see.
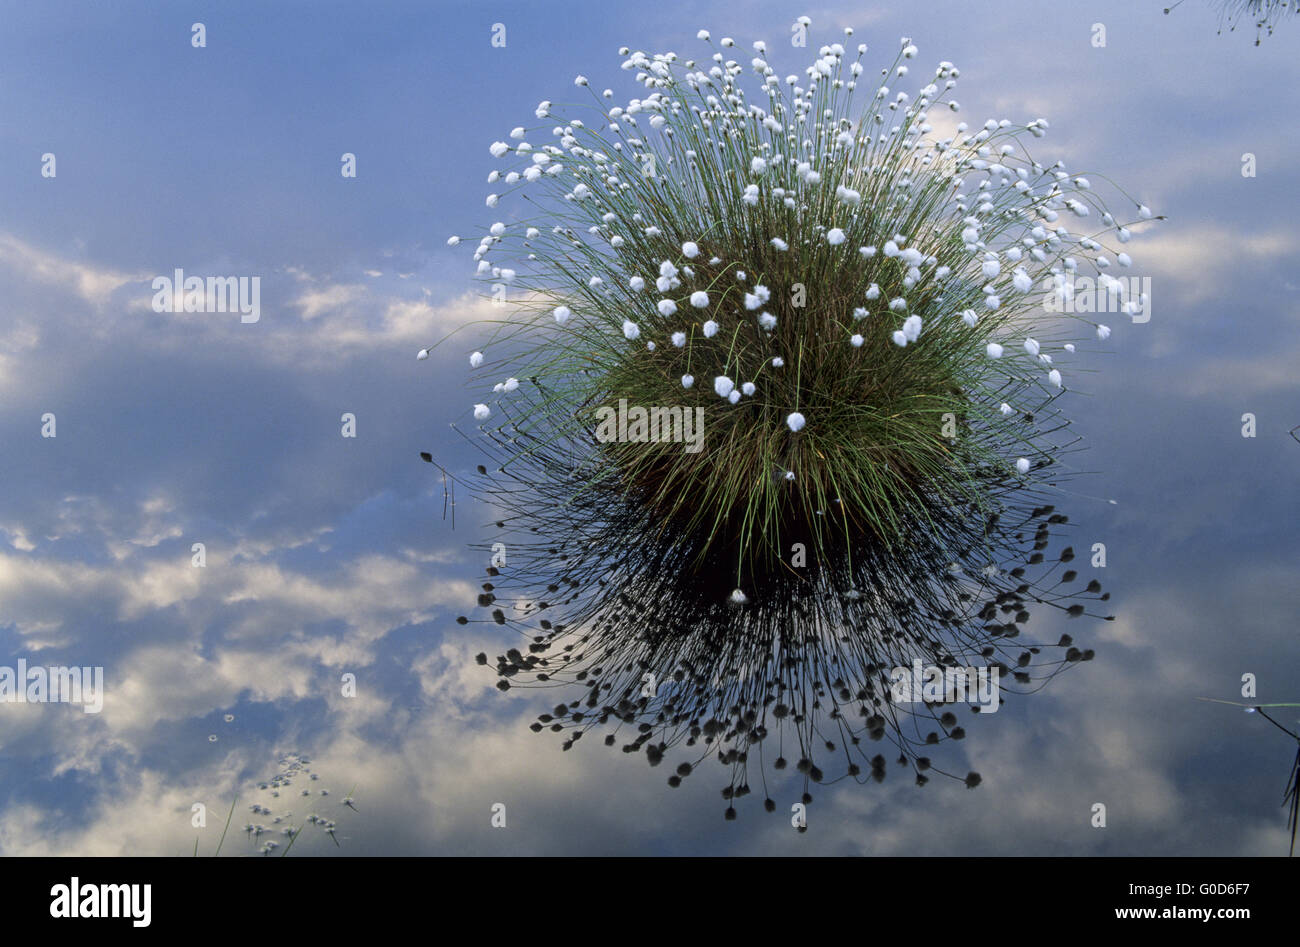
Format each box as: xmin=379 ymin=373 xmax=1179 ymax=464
xmin=0 ymin=233 xmax=142 ymax=307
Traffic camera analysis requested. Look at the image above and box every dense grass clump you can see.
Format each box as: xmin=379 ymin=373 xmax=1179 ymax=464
xmin=444 ymin=30 xmax=1149 ymax=587
xmin=433 ymin=24 xmax=1145 ymax=813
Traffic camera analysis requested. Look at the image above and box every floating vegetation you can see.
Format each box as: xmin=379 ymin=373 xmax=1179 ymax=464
xmin=196 ymin=754 xmax=356 ymax=856
xmin=432 ymin=23 xmax=1144 ymax=817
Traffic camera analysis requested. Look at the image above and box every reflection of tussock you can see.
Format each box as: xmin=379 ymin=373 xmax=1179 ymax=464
xmin=1165 ymin=1 xmax=1297 ymax=44
xmin=459 ymin=399 xmax=1112 ymax=818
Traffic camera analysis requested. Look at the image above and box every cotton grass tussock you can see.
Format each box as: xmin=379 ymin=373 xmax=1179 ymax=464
xmin=439 ymin=22 xmax=1141 ymax=816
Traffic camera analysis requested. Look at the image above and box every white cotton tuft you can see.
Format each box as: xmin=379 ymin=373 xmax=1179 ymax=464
xmin=629 ymin=276 xmax=646 ymax=291
xmin=622 ymin=320 xmax=641 ymax=340
xmin=1138 ymin=204 xmax=1153 ymax=219
xmin=658 ymin=299 xmax=678 ymax=317
xmin=671 ymin=331 xmax=686 ymax=347
xmin=865 ymin=283 xmax=880 ymax=300
xmin=682 ymin=241 xmax=700 ymax=259
xmin=728 ymin=389 xmax=741 ymax=404
xmin=417 ymin=349 xmax=429 ymax=361
xmin=850 ymin=334 xmax=864 ymax=347
xmin=469 ymin=351 xmax=483 ymax=367
xmin=729 ymin=588 xmax=749 ymax=605
xmin=827 ymin=228 xmax=846 ymax=245
xmin=786 ymin=411 xmax=806 ymax=433
xmin=961 ymin=309 xmax=978 ymax=328
xmin=447 ymin=235 xmax=460 ymax=246
xmin=986 ymin=342 xmax=1004 ymax=358
xmin=702 ymin=319 xmax=719 ymax=337
xmin=1048 ymin=368 xmax=1062 ymax=388
xmin=1015 ymin=457 xmax=1030 ymax=474
xmin=770 ymin=237 xmax=788 ymax=251
xmin=489 ymin=141 xmax=510 ymax=158
xmin=758 ymin=312 xmax=776 ymax=330
xmin=892 ymin=330 xmax=908 ymax=347
xmin=681 ymin=374 xmax=695 ymax=388
xmin=771 ymin=356 xmax=785 ymax=368
xmin=741 ymin=382 xmax=755 ymax=396
xmin=714 ymin=376 xmax=735 ymax=398
xmin=1024 ymin=338 xmax=1040 ymax=356
xmin=553 ymin=305 xmax=571 ymax=324
xmin=751 ymin=156 xmax=767 ymax=174
xmin=999 ymin=403 xmax=1013 ymax=416
xmin=473 ymin=404 xmax=491 ymax=421
xmin=1097 ymin=324 xmax=1111 ymax=340
xmin=690 ymin=290 xmax=709 ymax=308
xmin=503 ymin=377 xmax=519 ymax=392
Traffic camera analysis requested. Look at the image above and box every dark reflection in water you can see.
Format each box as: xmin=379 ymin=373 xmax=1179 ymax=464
xmin=1166 ymin=0 xmax=1297 ymax=43
xmin=457 ymin=399 xmax=1113 ymax=819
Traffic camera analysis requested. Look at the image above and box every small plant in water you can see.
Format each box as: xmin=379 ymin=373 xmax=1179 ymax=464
xmin=427 ymin=22 xmax=1146 ymax=817
xmin=1199 ymin=697 xmax=1300 ymax=855
xmin=195 ymin=754 xmax=356 ymax=856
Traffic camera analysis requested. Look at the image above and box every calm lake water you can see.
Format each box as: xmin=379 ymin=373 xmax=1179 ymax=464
xmin=0 ymin=0 xmax=1296 ymax=855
